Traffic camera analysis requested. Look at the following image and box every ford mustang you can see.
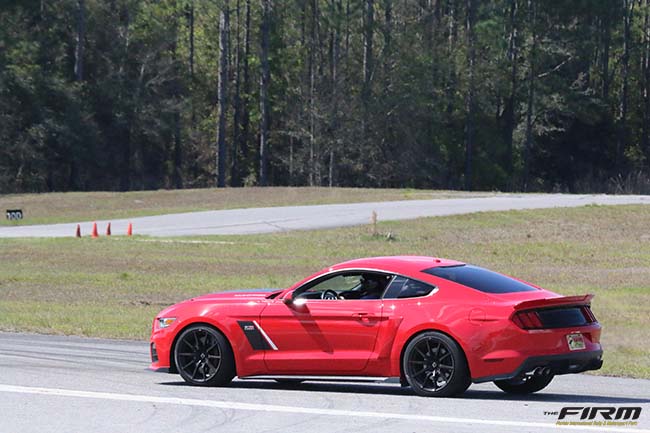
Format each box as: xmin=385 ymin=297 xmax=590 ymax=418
xmin=149 ymin=256 xmax=603 ymax=397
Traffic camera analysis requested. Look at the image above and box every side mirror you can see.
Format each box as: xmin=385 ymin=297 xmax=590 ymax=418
xmin=283 ymin=292 xmax=308 ymax=310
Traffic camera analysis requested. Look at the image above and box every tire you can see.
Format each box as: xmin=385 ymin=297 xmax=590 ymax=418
xmin=402 ymin=331 xmax=471 ymax=397
xmin=494 ymin=374 xmax=554 ymax=394
xmin=174 ymin=324 xmax=235 ymax=386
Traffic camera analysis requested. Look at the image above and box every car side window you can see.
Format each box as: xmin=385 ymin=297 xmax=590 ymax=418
xmin=295 ymin=272 xmax=393 ymax=300
xmin=383 ymin=276 xmax=436 ymax=299
xmin=303 ymin=274 xmax=362 ymax=298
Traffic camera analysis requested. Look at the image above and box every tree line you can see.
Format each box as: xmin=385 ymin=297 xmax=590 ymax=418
xmin=2 ymin=0 xmax=650 ymax=193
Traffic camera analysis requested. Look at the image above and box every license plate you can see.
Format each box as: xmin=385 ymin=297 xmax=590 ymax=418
xmin=566 ymin=333 xmax=586 ymax=351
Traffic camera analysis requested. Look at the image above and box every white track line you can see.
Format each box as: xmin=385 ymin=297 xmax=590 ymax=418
xmin=0 ymin=384 xmax=647 ymax=432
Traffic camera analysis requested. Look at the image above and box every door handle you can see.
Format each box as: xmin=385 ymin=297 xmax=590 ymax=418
xmin=352 ymin=313 xmax=374 ymax=319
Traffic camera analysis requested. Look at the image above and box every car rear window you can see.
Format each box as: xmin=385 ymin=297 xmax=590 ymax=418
xmin=383 ymin=276 xmax=436 ymax=299
xmin=422 ymin=265 xmax=538 ymax=294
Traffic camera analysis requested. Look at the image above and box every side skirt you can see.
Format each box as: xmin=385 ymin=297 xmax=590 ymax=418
xmin=238 ymin=375 xmax=399 ymax=383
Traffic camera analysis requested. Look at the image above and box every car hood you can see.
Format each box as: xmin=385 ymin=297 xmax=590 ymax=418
xmin=188 ymin=288 xmax=283 ymax=302
xmin=155 ymin=288 xmax=283 ymax=318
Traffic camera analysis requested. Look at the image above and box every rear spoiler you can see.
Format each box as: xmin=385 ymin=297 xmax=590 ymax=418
xmin=513 ymin=294 xmax=594 ymax=311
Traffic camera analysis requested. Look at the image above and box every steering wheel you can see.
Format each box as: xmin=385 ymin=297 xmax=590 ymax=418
xmin=321 ymin=289 xmax=339 ymax=300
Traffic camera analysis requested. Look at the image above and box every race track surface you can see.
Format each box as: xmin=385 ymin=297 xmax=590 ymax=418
xmin=1 ymin=193 xmax=648 ymax=238
xmin=1 ymin=332 xmax=648 ymax=433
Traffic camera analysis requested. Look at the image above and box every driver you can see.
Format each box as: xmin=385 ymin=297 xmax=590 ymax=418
xmin=360 ymin=276 xmax=383 ymax=299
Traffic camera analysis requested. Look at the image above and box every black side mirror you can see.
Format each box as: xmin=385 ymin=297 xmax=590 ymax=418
xmin=283 ymin=292 xmax=308 ymax=310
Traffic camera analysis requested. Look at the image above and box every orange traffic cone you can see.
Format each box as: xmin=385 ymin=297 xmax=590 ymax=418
xmin=106 ymin=222 xmax=111 ymax=236
xmin=91 ymin=222 xmax=98 ymax=238
xmin=127 ymin=222 xmax=133 ymax=236
xmin=75 ymin=224 xmax=81 ymax=238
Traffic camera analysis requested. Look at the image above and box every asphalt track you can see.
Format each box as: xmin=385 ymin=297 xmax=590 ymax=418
xmin=1 ymin=193 xmax=648 ymax=237
xmin=0 ymin=332 xmax=649 ymax=433
xmin=2 ymin=195 xmax=649 ymax=433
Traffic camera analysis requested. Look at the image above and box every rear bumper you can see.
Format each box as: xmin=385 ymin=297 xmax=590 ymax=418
xmin=473 ymin=349 xmax=603 ymax=383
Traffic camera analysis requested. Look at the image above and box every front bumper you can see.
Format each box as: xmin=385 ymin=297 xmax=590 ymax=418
xmin=149 ymin=329 xmax=174 ymax=372
xmin=473 ymin=349 xmax=603 ymax=383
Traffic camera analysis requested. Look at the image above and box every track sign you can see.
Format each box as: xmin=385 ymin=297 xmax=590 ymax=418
xmin=6 ymin=209 xmax=23 ymax=220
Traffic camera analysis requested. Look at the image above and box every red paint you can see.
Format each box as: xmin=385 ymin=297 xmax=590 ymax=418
xmin=150 ymin=256 xmax=602 ymax=383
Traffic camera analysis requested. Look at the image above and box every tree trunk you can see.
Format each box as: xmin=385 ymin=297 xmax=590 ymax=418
xmin=641 ymin=0 xmax=650 ymax=160
xmin=429 ymin=0 xmax=441 ymax=90
xmin=308 ymin=0 xmax=317 ymax=186
xmin=504 ymin=0 xmax=518 ymax=186
xmin=445 ymin=0 xmax=457 ymax=116
xmin=289 ymin=136 xmax=294 ymax=184
xmin=241 ymin=0 xmax=252 ymax=166
xmin=601 ymin=9 xmax=610 ymax=99
xmin=328 ymin=0 xmax=342 ymax=188
xmin=188 ymin=0 xmax=195 ymax=78
xmin=119 ymin=4 xmax=132 ymax=191
xmin=522 ymin=0 xmax=536 ymax=191
xmin=344 ymin=0 xmax=351 ymax=58
xmin=187 ymin=0 xmax=196 ymax=172
xmin=70 ymin=0 xmax=85 ymax=189
xmin=217 ymin=0 xmax=230 ymax=187
xmin=383 ymin=0 xmax=392 ymax=82
xmin=74 ymin=0 xmax=85 ymax=81
xmin=328 ymin=149 xmax=334 ymax=187
xmin=173 ymin=111 xmax=183 ymax=189
xmin=617 ymin=0 xmax=634 ymax=172
xmin=362 ymin=0 xmax=374 ymax=108
xmin=172 ymin=2 xmax=183 ymax=189
xmin=259 ymin=0 xmax=271 ymax=186
xmin=231 ymin=0 xmax=242 ymax=186
xmin=463 ymin=0 xmax=476 ymax=191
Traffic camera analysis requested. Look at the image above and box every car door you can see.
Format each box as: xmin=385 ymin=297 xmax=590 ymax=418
xmin=259 ymin=272 xmax=389 ymax=374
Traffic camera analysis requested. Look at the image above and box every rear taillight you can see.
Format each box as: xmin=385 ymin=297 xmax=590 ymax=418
xmin=512 ymin=305 xmax=598 ymax=330
xmin=512 ymin=310 xmax=543 ymax=329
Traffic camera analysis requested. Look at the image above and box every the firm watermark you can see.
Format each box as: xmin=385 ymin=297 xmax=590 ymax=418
xmin=544 ymin=406 xmax=642 ymax=427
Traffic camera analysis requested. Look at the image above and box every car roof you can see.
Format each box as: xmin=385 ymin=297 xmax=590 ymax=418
xmin=329 ymin=256 xmax=465 ymax=275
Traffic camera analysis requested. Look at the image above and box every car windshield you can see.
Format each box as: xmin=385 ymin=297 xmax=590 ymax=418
xmin=422 ymin=264 xmax=538 ymax=294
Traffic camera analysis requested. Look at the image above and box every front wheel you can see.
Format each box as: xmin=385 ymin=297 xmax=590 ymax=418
xmin=402 ymin=331 xmax=470 ymax=397
xmin=174 ymin=325 xmax=235 ymax=386
xmin=494 ymin=374 xmax=554 ymax=394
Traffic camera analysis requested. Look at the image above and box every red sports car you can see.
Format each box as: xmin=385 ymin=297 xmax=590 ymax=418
xmin=149 ymin=256 xmax=602 ymax=397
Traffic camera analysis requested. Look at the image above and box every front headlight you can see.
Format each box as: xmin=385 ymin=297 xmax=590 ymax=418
xmin=157 ymin=317 xmax=176 ymax=329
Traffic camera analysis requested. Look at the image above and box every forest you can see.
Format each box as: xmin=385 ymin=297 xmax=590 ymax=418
xmin=2 ymin=0 xmax=650 ymax=193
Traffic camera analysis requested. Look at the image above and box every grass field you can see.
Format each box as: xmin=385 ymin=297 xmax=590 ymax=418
xmin=0 ymin=187 xmax=486 ymax=226
xmin=0 ymin=204 xmax=648 ymax=379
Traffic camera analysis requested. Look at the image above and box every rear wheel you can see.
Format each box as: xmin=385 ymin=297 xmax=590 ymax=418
xmin=174 ymin=325 xmax=235 ymax=386
xmin=402 ymin=331 xmax=470 ymax=397
xmin=494 ymin=374 xmax=554 ymax=394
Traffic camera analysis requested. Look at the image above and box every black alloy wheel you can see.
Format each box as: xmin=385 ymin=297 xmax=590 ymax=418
xmin=403 ymin=331 xmax=470 ymax=397
xmin=174 ymin=325 xmax=235 ymax=386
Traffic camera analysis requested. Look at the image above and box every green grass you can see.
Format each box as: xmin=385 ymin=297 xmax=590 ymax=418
xmin=0 ymin=187 xmax=487 ymax=226
xmin=0 ymin=204 xmax=649 ymax=378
